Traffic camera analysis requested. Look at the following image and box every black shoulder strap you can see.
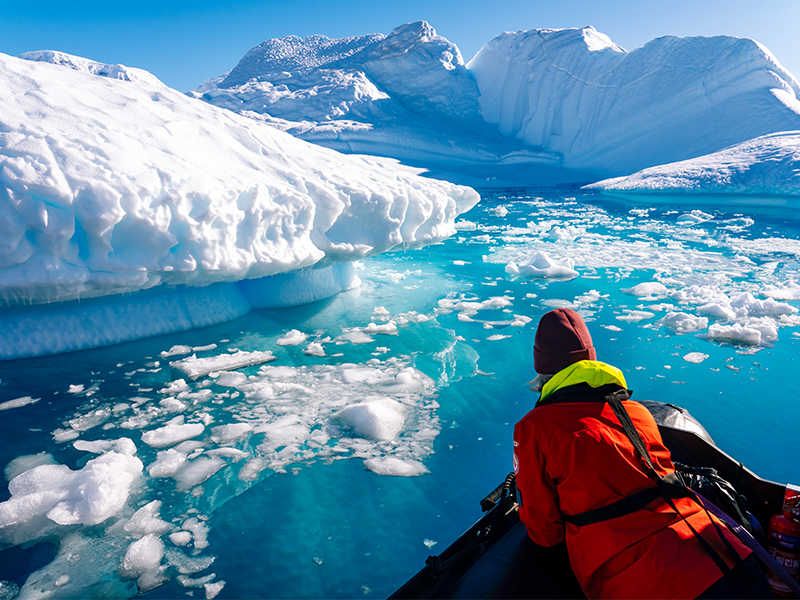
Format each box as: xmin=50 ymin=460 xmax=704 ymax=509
xmin=602 ymin=391 xmax=748 ymax=587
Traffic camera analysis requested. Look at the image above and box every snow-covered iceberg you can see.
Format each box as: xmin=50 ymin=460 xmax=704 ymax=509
xmin=0 ymin=52 xmax=478 ymax=359
xmin=196 ymin=22 xmax=800 ymax=184
xmin=585 ymin=131 xmax=800 ymax=206
xmin=468 ymin=27 xmax=800 ymax=179
xmin=193 ymin=21 xmax=577 ymax=186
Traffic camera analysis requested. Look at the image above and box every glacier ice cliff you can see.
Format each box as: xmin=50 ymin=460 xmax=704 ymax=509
xmin=196 ymin=22 xmax=800 ymax=184
xmin=0 ymin=52 xmax=478 ymax=359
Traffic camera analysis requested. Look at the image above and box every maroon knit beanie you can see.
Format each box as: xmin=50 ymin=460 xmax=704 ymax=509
xmin=533 ymin=308 xmax=596 ymax=374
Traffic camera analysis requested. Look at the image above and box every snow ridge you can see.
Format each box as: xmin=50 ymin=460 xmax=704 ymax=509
xmin=18 ymin=50 xmax=165 ymax=87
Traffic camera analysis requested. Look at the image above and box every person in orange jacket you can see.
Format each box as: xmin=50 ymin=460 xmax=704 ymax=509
xmin=513 ymin=308 xmax=772 ymax=599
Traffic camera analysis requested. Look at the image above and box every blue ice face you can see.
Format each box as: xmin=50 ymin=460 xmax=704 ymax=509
xmin=1 ymin=188 xmax=799 ymax=599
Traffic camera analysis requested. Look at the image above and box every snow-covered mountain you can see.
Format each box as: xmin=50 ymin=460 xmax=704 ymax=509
xmin=586 ymin=130 xmax=800 ymax=204
xmin=0 ymin=51 xmax=477 ymax=358
xmin=196 ymin=22 xmax=800 ymax=184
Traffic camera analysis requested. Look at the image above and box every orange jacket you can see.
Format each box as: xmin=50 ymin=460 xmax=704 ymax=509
xmin=513 ymin=361 xmax=750 ymax=599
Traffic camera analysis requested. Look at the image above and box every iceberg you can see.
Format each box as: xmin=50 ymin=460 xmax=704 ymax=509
xmin=0 ymin=51 xmax=478 ymax=359
xmin=196 ymin=22 xmax=800 ymax=184
xmin=469 ymin=27 xmax=800 ymax=178
xmin=193 ymin=21 xmax=577 ymax=186
xmin=585 ymin=131 xmax=800 ymax=206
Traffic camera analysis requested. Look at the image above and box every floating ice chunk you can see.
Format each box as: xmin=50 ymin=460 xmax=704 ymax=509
xmin=659 ymin=312 xmax=709 ymax=333
xmin=677 ymin=210 xmax=714 ymax=223
xmin=337 ymin=331 xmax=375 ymax=344
xmin=171 ymin=350 xmax=277 ymax=380
xmin=505 ymin=251 xmax=577 ymax=279
xmin=213 ymin=371 xmax=248 ymax=387
xmin=602 ymin=325 xmax=623 ymax=332
xmin=487 ymin=334 xmax=511 ymax=341
xmin=124 ymin=501 xmax=172 ymax=538
xmin=46 ymin=442 xmax=141 ymax=527
xmin=193 ymin=344 xmax=218 ymax=352
xmin=490 ymin=206 xmax=509 ymax=217
xmin=762 ymin=281 xmax=800 ymax=301
xmin=238 ymin=457 xmax=268 ymax=482
xmin=336 ymin=399 xmax=407 ymax=441
xmin=0 ymin=396 xmax=40 ymax=411
xmin=341 ymin=367 xmax=381 ymax=384
xmin=67 ymin=384 xmax=85 ymax=394
xmin=4 ymin=453 xmax=58 ymax=481
xmin=303 ymin=342 xmax=326 ymax=357
xmin=73 ymin=439 xmax=118 ymax=454
xmin=0 ymin=440 xmax=143 ymax=540
xmin=373 ymin=306 xmax=390 ymax=316
xmin=206 ymin=580 xmax=226 ymax=599
xmin=138 ymin=566 xmax=170 ymax=593
xmin=175 ymin=440 xmax=206 ymax=453
xmin=423 ymin=538 xmax=438 ymax=548
xmin=148 ymin=449 xmax=188 ymax=477
xmin=745 ymin=318 xmax=778 ymax=341
xmin=708 ymin=323 xmax=762 ymax=345
xmin=511 ymin=315 xmax=532 ymax=327
xmin=623 ymin=282 xmax=669 ymax=297
xmin=52 ymin=428 xmax=80 ymax=443
xmin=363 ymin=457 xmax=428 ymax=476
xmin=178 ymin=573 xmax=216 ymax=588
xmin=159 ymin=398 xmax=188 ymax=413
xmin=276 ymin=330 xmax=308 ymax=346
xmin=616 ymin=310 xmax=655 ymax=322
xmin=683 ymin=353 xmax=709 ymax=364
xmin=160 ymin=379 xmax=191 ymax=395
xmin=119 ymin=534 xmax=164 ymax=579
xmin=182 ymin=517 xmax=210 ymax=549
xmin=69 ymin=409 xmax=110 ymax=431
xmin=730 ymin=293 xmax=797 ymax=317
xmin=160 ymin=345 xmax=193 ymax=358
xmin=455 ymin=220 xmax=477 ymax=230
xmin=205 ymin=448 xmax=248 ymax=460
xmin=166 ymin=548 xmax=216 ymax=574
xmin=169 ymin=530 xmax=193 ymax=546
xmin=142 ymin=417 xmax=205 ymax=449
xmin=361 ymin=322 xmax=399 ymax=335
xmin=438 ymin=295 xmax=513 ymax=316
xmin=698 ymin=302 xmax=736 ymax=321
xmin=210 ymin=423 xmax=253 ymax=444
xmin=174 ymin=457 xmax=226 ymax=492
xmin=395 ymin=311 xmax=431 ymax=324
xmin=55 ymin=575 xmax=69 ymax=586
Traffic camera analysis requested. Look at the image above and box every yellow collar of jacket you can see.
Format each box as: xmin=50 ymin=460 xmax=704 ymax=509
xmin=539 ymin=360 xmax=627 ymax=402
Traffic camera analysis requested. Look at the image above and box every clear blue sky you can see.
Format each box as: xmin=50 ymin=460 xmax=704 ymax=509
xmin=3 ymin=0 xmax=799 ymax=92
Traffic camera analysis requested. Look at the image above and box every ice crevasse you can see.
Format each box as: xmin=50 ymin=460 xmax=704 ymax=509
xmin=0 ymin=52 xmax=479 ymax=359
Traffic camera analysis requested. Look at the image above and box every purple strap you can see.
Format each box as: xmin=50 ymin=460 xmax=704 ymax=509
xmin=696 ymin=493 xmax=800 ymax=597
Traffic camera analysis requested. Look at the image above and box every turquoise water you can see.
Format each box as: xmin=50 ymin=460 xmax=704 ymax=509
xmin=1 ymin=188 xmax=800 ymax=599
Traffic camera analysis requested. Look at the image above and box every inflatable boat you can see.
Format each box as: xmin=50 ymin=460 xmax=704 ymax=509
xmin=390 ymin=401 xmax=790 ymax=599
